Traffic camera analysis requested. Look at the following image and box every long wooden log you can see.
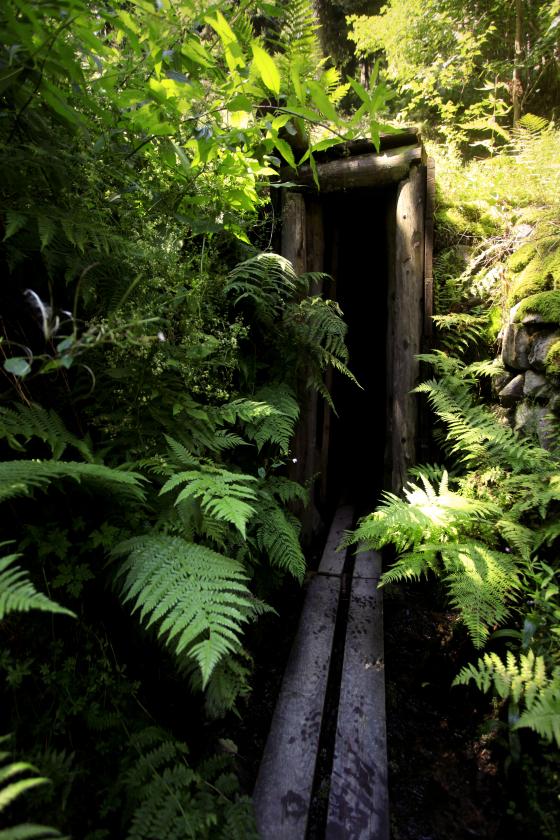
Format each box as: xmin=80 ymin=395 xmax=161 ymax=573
xmin=283 ymin=145 xmax=421 ymax=192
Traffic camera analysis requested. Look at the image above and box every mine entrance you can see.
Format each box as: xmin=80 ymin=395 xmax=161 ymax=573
xmin=281 ymin=134 xmax=434 ymax=539
xmin=322 ymin=186 xmax=394 ymax=514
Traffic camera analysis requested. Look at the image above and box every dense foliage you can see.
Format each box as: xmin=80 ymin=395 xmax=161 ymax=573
xmin=347 ymin=0 xmax=560 ymax=145
xmin=0 ymin=0 xmax=392 ymax=834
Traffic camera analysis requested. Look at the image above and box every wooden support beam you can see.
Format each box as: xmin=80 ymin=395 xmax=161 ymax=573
xmin=253 ymin=574 xmax=340 ymax=840
xmin=423 ymin=158 xmax=435 ymax=344
xmin=386 ymin=163 xmax=425 ymax=492
xmin=318 ymin=504 xmax=354 ymax=576
xmin=283 ymin=145 xmax=421 ymax=193
xmin=326 ymin=572 xmax=389 ymax=840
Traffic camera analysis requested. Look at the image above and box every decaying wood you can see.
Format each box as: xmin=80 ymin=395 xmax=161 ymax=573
xmin=386 ymin=163 xmax=425 ymax=492
xmin=285 ymin=145 xmax=421 ymax=193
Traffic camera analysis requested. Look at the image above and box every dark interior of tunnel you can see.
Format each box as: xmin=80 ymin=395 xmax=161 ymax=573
xmin=319 ymin=186 xmax=396 ymax=517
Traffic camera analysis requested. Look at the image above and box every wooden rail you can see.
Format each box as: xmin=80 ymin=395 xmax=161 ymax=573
xmin=253 ymin=507 xmax=389 ymax=839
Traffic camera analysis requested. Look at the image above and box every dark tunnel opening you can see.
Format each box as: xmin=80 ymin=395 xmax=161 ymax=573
xmin=320 ymin=186 xmax=396 ymax=517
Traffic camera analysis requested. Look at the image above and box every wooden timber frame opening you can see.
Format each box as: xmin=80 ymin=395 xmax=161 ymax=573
xmin=280 ymin=130 xmax=435 ymax=537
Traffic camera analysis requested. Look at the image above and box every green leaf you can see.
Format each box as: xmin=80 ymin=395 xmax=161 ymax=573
xmin=308 ymin=80 xmax=339 ymax=123
xmin=3 ymin=358 xmax=31 ymax=378
xmin=251 ymin=44 xmax=281 ymax=96
xmin=3 ymin=211 xmax=27 ymax=241
xmin=273 ymin=137 xmax=296 ymax=169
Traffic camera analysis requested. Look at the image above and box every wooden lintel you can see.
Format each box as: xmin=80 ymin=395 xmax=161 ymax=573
xmin=283 ymin=145 xmax=422 ymax=192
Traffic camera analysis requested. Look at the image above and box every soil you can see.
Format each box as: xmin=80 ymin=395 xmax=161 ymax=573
xmin=384 ymin=579 xmax=508 ymax=840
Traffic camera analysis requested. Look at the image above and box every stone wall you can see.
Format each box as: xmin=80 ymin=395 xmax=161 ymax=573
xmin=496 ymin=302 xmax=560 ymax=449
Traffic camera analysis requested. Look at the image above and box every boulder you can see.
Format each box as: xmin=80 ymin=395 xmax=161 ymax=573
xmin=528 ymin=331 xmax=560 ymax=371
xmin=537 ymin=410 xmax=558 ymax=451
xmin=514 ymin=401 xmax=541 ymax=436
xmin=498 ymin=373 xmax=524 ymax=407
xmin=521 ymin=312 xmax=557 ymax=329
xmin=501 ymin=323 xmax=531 ymax=370
xmin=523 ymin=370 xmax=549 ymax=399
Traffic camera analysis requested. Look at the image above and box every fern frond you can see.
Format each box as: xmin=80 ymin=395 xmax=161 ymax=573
xmin=114 ymin=536 xmax=257 ymax=686
xmin=122 ymin=727 xmax=258 ymax=840
xmin=160 ymin=466 xmax=257 ymax=538
xmin=245 ymin=385 xmax=299 ymax=454
xmin=455 ymin=652 xmax=560 ymax=745
xmin=264 ymin=476 xmax=309 ymax=506
xmin=0 ymin=736 xmax=63 ymax=839
xmin=225 ymin=253 xmax=301 ymax=323
xmin=0 ymin=546 xmax=74 ymax=621
xmin=0 ymin=460 xmax=145 ymax=504
xmin=0 ymin=404 xmax=92 ymax=461
xmin=186 ymin=649 xmax=253 ymax=719
xmin=443 ymin=542 xmax=518 ymax=647
xmin=253 ymin=501 xmax=306 ymax=580
xmin=516 ymin=684 xmax=560 ymax=746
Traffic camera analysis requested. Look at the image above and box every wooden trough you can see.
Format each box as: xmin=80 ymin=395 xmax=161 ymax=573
xmin=253 ymin=506 xmax=388 ymax=839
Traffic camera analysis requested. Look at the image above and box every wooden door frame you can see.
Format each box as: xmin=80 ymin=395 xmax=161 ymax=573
xmin=280 ymin=144 xmax=434 ymax=537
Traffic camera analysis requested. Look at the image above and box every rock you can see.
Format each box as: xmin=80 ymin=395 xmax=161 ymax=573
xmin=501 ymin=323 xmax=531 ymax=370
xmin=508 ymin=302 xmax=522 ymax=324
xmin=492 ymin=370 xmax=514 ymax=396
xmin=523 ymin=370 xmax=549 ymax=399
xmin=549 ymin=393 xmax=560 ymax=415
xmin=514 ymin=401 xmax=541 ymax=436
xmin=537 ymin=409 xmax=558 ymax=451
xmin=498 ymin=373 xmax=525 ymax=406
xmin=528 ymin=331 xmax=560 ymax=371
xmin=521 ymin=312 xmax=557 ymax=329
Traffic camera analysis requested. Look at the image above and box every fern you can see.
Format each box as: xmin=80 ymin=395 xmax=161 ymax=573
xmin=122 ymin=728 xmax=258 ymax=840
xmin=0 ymin=736 xmax=64 ymax=840
xmin=160 ymin=464 xmax=257 ymax=538
xmin=431 ymin=312 xmax=489 ymax=355
xmin=186 ymin=649 xmax=253 ymax=719
xmin=415 ymin=353 xmax=551 ymax=473
xmin=455 ymin=651 xmax=560 ymax=746
xmin=113 ymin=535 xmax=260 ymax=686
xmin=217 ymin=384 xmax=300 ymax=455
xmin=349 ymin=473 xmax=519 ymax=646
xmin=0 ymin=404 xmax=92 ymax=461
xmin=0 ymin=460 xmax=145 ymax=504
xmin=225 ymin=253 xmax=303 ymax=324
xmin=252 ymin=499 xmax=306 ymax=581
xmin=0 ymin=545 xmax=74 ymax=621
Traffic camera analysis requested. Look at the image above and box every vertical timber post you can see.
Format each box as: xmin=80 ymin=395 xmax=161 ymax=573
xmin=386 ymin=164 xmax=425 ymax=493
xmin=282 ymin=191 xmax=322 ymax=540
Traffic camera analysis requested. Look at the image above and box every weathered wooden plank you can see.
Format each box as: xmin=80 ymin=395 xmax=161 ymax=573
xmin=353 ymin=547 xmax=382 ymax=581
xmin=387 ymin=163 xmax=425 ymax=492
xmin=286 ymin=145 xmax=422 ymax=193
xmin=423 ymin=158 xmax=435 ymax=345
xmin=318 ymin=504 xmax=354 ymax=576
xmin=253 ymin=574 xmax=341 ymax=840
xmin=281 ymin=191 xmax=307 ymax=274
xmin=326 ymin=576 xmax=389 ymax=840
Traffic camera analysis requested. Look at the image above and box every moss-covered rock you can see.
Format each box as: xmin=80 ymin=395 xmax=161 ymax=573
xmin=507 ymin=241 xmax=536 ymax=274
xmin=508 ymin=237 xmax=560 ymax=305
xmin=546 ymin=339 xmax=560 ymax=373
xmin=514 ymin=290 xmax=560 ymax=324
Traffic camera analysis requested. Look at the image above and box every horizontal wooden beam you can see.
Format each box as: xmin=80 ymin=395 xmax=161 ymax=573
xmin=283 ymin=145 xmax=422 ymax=192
